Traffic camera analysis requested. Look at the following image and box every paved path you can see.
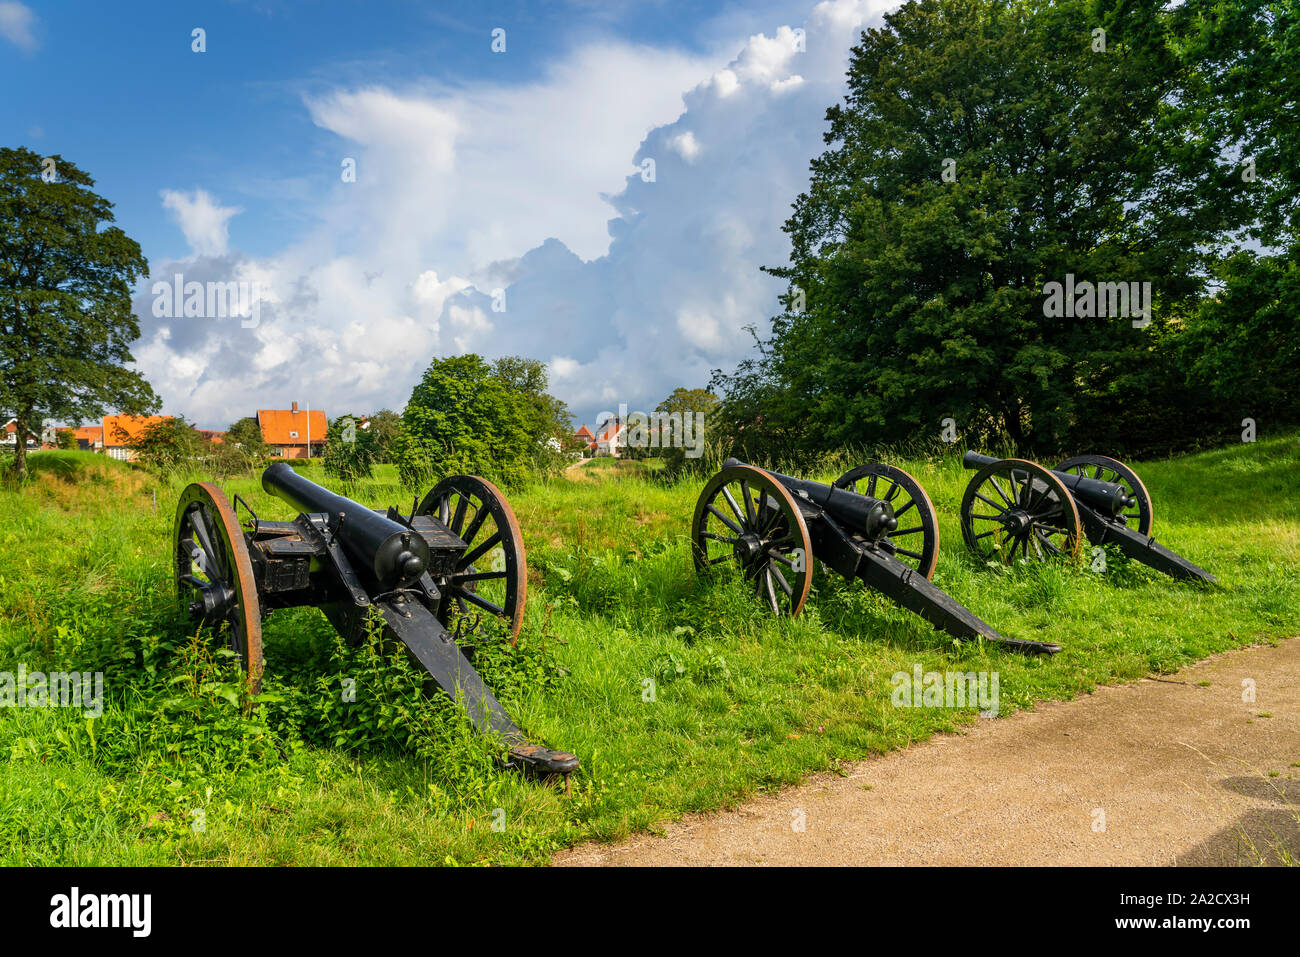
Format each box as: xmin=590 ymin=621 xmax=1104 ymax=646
xmin=558 ymin=640 xmax=1300 ymax=866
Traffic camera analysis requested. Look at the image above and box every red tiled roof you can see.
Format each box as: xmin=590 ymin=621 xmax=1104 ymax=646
xmin=258 ymin=408 xmax=328 ymax=446
xmin=575 ymin=425 xmax=594 ymax=441
xmin=75 ymin=425 xmax=104 ymax=443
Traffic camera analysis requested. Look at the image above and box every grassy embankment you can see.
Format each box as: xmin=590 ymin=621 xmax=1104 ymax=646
xmin=0 ymin=439 xmax=1296 ymax=864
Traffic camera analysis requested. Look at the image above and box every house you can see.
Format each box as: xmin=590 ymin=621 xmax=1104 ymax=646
xmin=574 ymin=424 xmax=595 ymax=455
xmin=257 ymin=402 xmax=327 ymax=459
xmin=593 ymin=417 xmax=625 ymax=458
xmin=102 ymin=414 xmax=170 ymax=461
xmin=74 ymin=425 xmax=104 ymax=452
xmin=1 ymin=419 xmax=41 ymax=451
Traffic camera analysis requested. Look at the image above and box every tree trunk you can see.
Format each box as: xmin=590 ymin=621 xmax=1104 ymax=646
xmin=11 ymin=409 xmax=30 ymax=478
xmin=1004 ymin=402 xmax=1025 ymax=452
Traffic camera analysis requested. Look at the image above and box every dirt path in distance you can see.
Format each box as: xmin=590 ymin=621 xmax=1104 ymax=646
xmin=557 ymin=639 xmax=1300 ymax=866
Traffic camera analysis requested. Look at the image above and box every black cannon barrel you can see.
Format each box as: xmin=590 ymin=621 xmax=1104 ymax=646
xmin=723 ymin=458 xmax=897 ymax=538
xmin=262 ymin=462 xmax=429 ymax=586
xmin=961 ymin=450 xmax=1134 ymax=515
xmin=962 ymin=450 xmax=1001 ymax=471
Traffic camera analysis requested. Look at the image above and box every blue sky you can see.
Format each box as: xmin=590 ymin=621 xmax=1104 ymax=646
xmin=2 ymin=0 xmax=898 ymax=429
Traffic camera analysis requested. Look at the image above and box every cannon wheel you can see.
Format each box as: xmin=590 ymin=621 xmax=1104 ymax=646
xmin=174 ymin=483 xmax=264 ymax=695
xmin=1055 ymin=454 xmax=1153 ymax=536
xmin=692 ymin=463 xmax=813 ymax=617
xmin=960 ymin=458 xmax=1083 ymax=565
xmin=418 ymin=475 xmax=527 ymax=641
xmin=834 ymin=463 xmax=940 ymax=579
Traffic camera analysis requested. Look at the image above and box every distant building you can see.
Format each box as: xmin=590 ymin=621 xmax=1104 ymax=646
xmin=102 ymin=415 xmax=170 ymax=461
xmin=197 ymin=429 xmax=226 ymax=445
xmin=574 ymin=424 xmax=595 ymax=455
xmin=74 ymin=425 xmax=104 ymax=452
xmin=257 ymin=402 xmax=327 ymax=459
xmin=1 ymin=419 xmax=40 ymax=451
xmin=593 ymin=417 xmax=625 ymax=458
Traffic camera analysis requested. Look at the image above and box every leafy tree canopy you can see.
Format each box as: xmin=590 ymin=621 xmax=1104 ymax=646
xmin=0 ymin=146 xmax=158 ymax=475
xmin=366 ymin=408 xmax=401 ymax=462
xmin=131 ymin=416 xmax=204 ymax=474
xmin=716 ymin=0 xmax=1274 ymax=457
xmin=396 ymin=354 xmax=536 ymax=489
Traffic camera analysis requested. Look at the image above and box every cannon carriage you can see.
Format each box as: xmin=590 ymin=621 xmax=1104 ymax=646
xmin=173 ymin=462 xmax=578 ymax=782
xmin=691 ymin=458 xmax=1060 ymax=655
xmin=959 ymin=451 xmax=1216 ymax=584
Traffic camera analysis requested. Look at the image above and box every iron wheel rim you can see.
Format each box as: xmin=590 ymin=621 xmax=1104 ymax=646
xmin=418 ymin=475 xmax=527 ymax=641
xmin=691 ymin=464 xmax=813 ymax=616
xmin=960 ymin=458 xmax=1082 ymax=565
xmin=173 ymin=482 xmax=264 ymax=694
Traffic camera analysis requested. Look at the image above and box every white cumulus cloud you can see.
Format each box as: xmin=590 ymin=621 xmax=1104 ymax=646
xmin=134 ymin=0 xmax=902 ymax=431
xmin=0 ymin=2 xmax=37 ymax=51
xmin=160 ymin=189 xmax=242 ymax=257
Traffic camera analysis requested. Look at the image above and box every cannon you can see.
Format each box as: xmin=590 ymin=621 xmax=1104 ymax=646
xmin=959 ymin=451 xmax=1216 ymax=584
xmin=173 ymin=463 xmax=579 ymax=782
xmin=691 ymin=459 xmax=1060 ymax=655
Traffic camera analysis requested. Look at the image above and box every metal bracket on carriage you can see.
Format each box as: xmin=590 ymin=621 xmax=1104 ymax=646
xmin=302 ymin=513 xmax=370 ymax=607
xmin=450 ymin=612 xmax=483 ymax=645
xmin=232 ymin=493 xmax=260 ymax=534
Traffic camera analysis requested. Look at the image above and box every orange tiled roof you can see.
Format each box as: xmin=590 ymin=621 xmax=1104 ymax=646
xmin=257 ymin=408 xmax=328 ymax=446
xmin=575 ymin=425 xmax=594 ymax=441
xmin=103 ymin=415 xmax=170 ymax=446
xmin=75 ymin=425 xmax=104 ymax=443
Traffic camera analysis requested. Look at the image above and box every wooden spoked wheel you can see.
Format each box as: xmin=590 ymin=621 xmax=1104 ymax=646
xmin=417 ymin=475 xmax=527 ymax=641
xmin=1056 ymin=454 xmax=1153 ymax=536
xmin=960 ymin=458 xmax=1083 ymax=565
xmin=174 ymin=482 xmax=264 ymax=694
xmin=692 ymin=463 xmax=813 ymax=617
xmin=834 ymin=463 xmax=940 ymax=579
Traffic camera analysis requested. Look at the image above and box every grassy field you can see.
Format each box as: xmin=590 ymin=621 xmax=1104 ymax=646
xmin=0 ymin=437 xmax=1296 ymax=865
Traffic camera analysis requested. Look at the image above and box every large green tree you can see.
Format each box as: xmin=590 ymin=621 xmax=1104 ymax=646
xmin=654 ymin=386 xmax=718 ymax=474
xmin=728 ymin=0 xmax=1246 ymax=454
xmin=225 ymin=416 xmax=269 ymax=460
xmin=131 ymin=415 xmax=204 ymax=474
xmin=490 ymin=355 xmax=574 ymax=474
xmin=0 ymin=147 xmax=158 ymax=476
xmin=366 ymin=408 xmax=401 ymax=462
xmin=491 ymin=356 xmax=573 ymax=443
xmin=396 ymin=354 xmax=535 ymax=489
xmin=1164 ymin=0 xmax=1300 ymax=436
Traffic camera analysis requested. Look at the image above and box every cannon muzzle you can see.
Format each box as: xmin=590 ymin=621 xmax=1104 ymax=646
xmin=262 ymin=462 xmax=429 ymax=587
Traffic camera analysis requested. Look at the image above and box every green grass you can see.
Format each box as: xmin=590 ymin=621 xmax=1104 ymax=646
xmin=0 ymin=437 xmax=1296 ymax=865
